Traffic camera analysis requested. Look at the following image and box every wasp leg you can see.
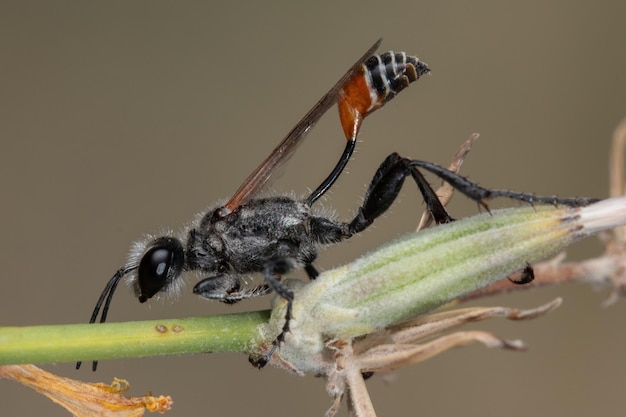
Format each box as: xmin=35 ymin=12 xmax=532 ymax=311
xmin=248 ymin=257 xmax=298 ymax=369
xmin=508 ymin=262 xmax=535 ymax=285
xmin=301 ymin=251 xmax=320 ymax=280
xmin=409 ymin=160 xmax=601 ymax=207
xmin=348 ymin=152 xmax=453 ymax=235
xmin=193 ymin=275 xmax=271 ymax=304
xmin=304 ymin=263 xmax=320 ymax=279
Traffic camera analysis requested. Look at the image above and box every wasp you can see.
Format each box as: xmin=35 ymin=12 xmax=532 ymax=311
xmin=79 ymin=39 xmax=598 ymax=370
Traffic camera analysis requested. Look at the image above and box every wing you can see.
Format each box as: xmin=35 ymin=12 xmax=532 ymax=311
xmin=219 ymin=39 xmax=383 ymax=216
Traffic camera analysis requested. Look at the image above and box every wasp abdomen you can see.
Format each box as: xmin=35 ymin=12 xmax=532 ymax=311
xmin=338 ymin=51 xmax=430 ymax=141
xmin=372 ymin=52 xmax=429 ymax=103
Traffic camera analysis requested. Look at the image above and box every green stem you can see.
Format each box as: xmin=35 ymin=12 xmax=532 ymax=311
xmin=3 ymin=202 xmax=625 ymax=369
xmin=0 ymin=310 xmax=270 ymax=366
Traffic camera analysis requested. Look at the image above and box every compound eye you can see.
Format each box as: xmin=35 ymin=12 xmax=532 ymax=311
xmin=137 ymin=238 xmax=184 ymax=303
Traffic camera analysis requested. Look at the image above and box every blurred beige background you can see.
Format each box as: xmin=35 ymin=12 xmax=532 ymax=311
xmin=2 ymin=2 xmax=626 ymax=416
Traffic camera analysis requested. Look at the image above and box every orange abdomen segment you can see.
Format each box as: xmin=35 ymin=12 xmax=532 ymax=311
xmin=338 ymin=68 xmax=371 ymax=141
xmin=337 ymin=51 xmax=430 ymax=142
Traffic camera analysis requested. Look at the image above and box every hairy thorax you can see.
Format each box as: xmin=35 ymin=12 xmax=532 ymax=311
xmin=187 ymin=197 xmax=320 ymax=274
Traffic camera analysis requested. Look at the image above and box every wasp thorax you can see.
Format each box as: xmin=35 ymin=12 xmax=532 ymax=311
xmin=137 ymin=237 xmax=185 ymax=303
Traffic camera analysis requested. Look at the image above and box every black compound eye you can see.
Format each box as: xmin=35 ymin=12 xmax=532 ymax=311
xmin=137 ymin=238 xmax=184 ymax=303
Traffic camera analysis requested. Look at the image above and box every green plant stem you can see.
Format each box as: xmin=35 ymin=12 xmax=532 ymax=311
xmin=0 ymin=310 xmax=270 ymax=366
xmin=4 ymin=201 xmax=626 ymax=369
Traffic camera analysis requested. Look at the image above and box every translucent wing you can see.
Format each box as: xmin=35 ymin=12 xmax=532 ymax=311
xmin=220 ymin=39 xmax=383 ymax=216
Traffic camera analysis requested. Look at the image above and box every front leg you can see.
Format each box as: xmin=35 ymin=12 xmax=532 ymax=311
xmin=193 ymin=275 xmax=270 ymax=304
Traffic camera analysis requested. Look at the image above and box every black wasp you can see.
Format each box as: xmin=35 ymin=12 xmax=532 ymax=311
xmin=79 ymin=39 xmax=598 ymax=370
xmin=78 ymin=39 xmax=435 ymax=370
